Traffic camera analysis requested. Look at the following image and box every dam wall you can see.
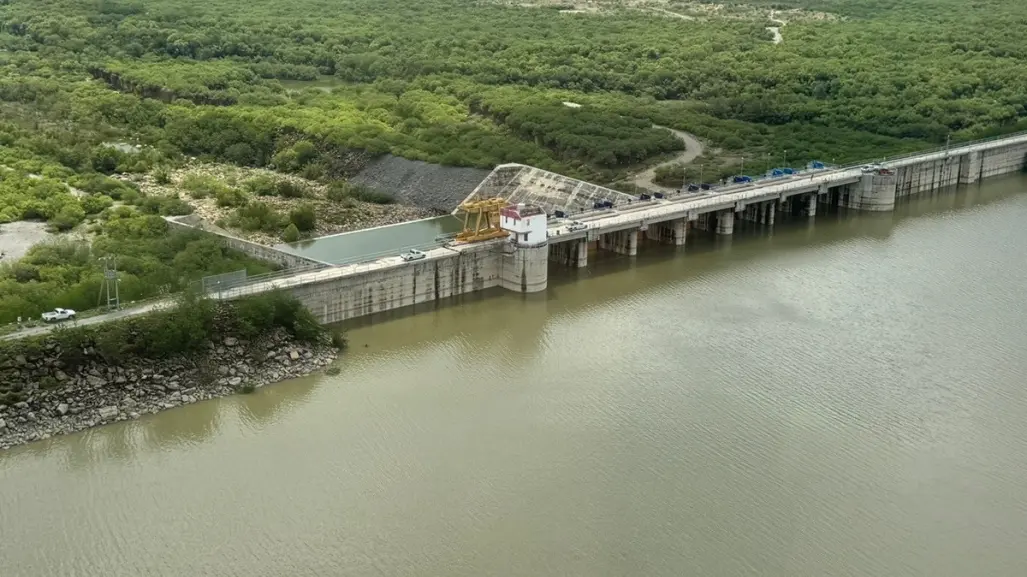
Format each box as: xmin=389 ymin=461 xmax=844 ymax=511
xmin=212 ymin=131 xmax=1027 ymax=325
xmin=281 ymin=243 xmax=504 ymax=324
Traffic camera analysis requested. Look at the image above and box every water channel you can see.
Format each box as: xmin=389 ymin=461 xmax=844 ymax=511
xmin=3 ymin=175 xmax=1027 ymax=577
xmin=277 ymin=215 xmax=462 ymax=264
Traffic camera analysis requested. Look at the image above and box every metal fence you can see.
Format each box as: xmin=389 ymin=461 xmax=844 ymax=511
xmin=200 ymin=269 xmax=248 ymax=295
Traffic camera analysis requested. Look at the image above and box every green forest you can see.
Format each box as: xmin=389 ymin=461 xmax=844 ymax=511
xmin=2 ymin=0 xmax=1027 ymax=320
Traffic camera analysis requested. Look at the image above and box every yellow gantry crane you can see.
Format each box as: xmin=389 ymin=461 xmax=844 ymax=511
xmin=454 ymin=197 xmax=510 ymax=242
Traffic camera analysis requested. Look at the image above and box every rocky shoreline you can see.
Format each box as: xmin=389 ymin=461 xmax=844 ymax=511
xmin=0 ymin=329 xmax=338 ymax=451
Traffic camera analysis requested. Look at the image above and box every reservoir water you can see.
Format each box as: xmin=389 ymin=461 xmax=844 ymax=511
xmin=3 ymin=176 xmax=1027 ymax=577
xmin=277 ymin=215 xmax=462 ymax=264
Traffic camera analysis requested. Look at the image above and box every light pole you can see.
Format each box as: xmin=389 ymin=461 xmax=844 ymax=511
xmin=783 ymin=149 xmax=788 ymax=169
xmin=699 ymin=163 xmax=704 ymax=186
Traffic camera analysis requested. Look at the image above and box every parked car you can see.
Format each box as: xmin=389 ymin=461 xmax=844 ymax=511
xmin=566 ymin=221 xmax=588 ymax=232
xmin=41 ymin=308 xmax=76 ymax=322
xmin=400 ymin=248 xmax=426 ymax=262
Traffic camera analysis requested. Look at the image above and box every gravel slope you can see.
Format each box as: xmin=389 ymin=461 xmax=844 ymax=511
xmin=351 ymin=155 xmax=491 ymax=212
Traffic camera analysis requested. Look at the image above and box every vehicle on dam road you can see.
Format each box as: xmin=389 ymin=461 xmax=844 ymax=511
xmin=566 ymin=221 xmax=588 ymax=232
xmin=41 ymin=308 xmax=76 ymax=322
xmin=400 ymin=248 xmax=426 ymax=262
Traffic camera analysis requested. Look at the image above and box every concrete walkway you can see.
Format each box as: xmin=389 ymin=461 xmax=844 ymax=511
xmin=631 ymin=126 xmax=705 ymax=193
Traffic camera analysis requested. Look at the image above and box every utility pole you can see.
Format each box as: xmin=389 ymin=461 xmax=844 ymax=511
xmin=99 ymin=255 xmax=120 ymax=311
xmin=699 ymin=163 xmax=704 ymax=186
xmin=740 ymin=157 xmax=745 ymax=176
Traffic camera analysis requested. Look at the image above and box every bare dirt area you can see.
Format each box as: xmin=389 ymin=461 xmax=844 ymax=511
xmin=502 ymin=0 xmax=837 ymax=24
xmin=0 ymin=221 xmax=55 ymax=261
xmin=119 ymin=164 xmax=435 ymax=246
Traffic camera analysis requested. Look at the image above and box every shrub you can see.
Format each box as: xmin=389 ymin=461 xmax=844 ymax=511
xmin=275 ymin=179 xmax=309 ymax=198
xmin=350 ymin=185 xmax=394 ymax=204
xmin=289 ymin=203 xmax=316 ymax=231
xmin=230 ymin=201 xmax=287 ymax=232
xmin=282 ymin=222 xmax=300 ymax=242
xmin=215 ymin=187 xmax=248 ymax=207
xmin=69 ymin=173 xmax=135 ymax=198
xmin=330 ymin=330 xmax=347 ymax=349
xmin=91 ymin=146 xmax=124 ymax=174
xmin=160 ymin=197 xmax=195 ymax=216
xmin=326 ymin=181 xmax=389 ymax=204
xmin=181 ymin=174 xmax=232 ymax=199
xmin=81 ymin=194 xmax=115 ymax=215
xmin=325 ymin=182 xmax=351 ymax=201
xmin=50 ymin=204 xmax=86 ymax=231
xmin=243 ymin=175 xmax=278 ymax=196
xmin=154 ymin=167 xmax=172 ymax=184
xmin=300 ymin=162 xmax=326 ymax=181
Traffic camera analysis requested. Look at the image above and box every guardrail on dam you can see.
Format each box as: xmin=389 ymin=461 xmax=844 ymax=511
xmin=213 ymin=131 xmax=1027 ymax=323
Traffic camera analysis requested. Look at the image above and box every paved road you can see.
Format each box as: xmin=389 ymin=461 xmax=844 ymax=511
xmin=631 ymin=126 xmax=706 ymax=193
xmin=1 ymin=299 xmax=174 ymax=341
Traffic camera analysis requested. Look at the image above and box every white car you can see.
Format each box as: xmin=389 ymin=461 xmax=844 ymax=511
xmin=566 ymin=221 xmax=588 ymax=232
xmin=41 ymin=308 xmax=76 ymax=322
xmin=399 ymin=248 xmax=426 ymax=262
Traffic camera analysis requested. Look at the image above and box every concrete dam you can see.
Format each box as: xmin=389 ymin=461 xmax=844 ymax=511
xmin=210 ymin=131 xmax=1027 ymax=324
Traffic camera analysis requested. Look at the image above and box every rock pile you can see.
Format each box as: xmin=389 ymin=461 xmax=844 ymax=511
xmin=0 ymin=329 xmax=338 ymax=451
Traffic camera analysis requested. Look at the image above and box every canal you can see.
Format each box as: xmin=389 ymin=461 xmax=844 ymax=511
xmin=2 ymin=176 xmax=1026 ymax=577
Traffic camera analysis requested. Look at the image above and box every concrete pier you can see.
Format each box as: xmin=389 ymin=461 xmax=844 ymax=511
xmin=805 ymin=193 xmax=817 ymax=217
xmin=959 ymin=151 xmax=982 ymax=185
xmin=849 ymin=172 xmax=897 ymax=211
xmin=767 ymin=202 xmax=776 ymax=226
xmin=502 ymin=242 xmax=548 ymax=293
xmin=716 ymin=210 xmax=735 ymax=235
xmin=600 ymin=229 xmax=639 ymax=255
xmin=645 ymin=218 xmax=687 ymax=245
xmin=550 ymin=240 xmax=588 ymax=267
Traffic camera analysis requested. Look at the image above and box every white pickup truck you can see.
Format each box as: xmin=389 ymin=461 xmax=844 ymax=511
xmin=41 ymin=308 xmax=76 ymax=322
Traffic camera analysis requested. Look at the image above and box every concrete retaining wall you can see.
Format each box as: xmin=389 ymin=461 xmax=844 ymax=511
xmin=980 ymin=142 xmax=1027 ymax=180
xmin=895 ymin=158 xmax=960 ymax=198
xmin=286 ymin=244 xmax=503 ymax=324
xmin=165 ymin=216 xmax=329 ymax=268
xmin=895 ymin=142 xmax=1027 ymax=198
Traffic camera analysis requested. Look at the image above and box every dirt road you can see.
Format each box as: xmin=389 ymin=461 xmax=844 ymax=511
xmin=768 ymin=10 xmax=786 ymax=44
xmin=1 ymin=299 xmax=175 ymax=341
xmin=631 ymin=126 xmax=705 ymax=193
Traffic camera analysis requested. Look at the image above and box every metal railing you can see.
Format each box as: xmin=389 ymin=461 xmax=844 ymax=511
xmin=193 ymin=237 xmax=462 ymax=296
xmin=875 ymin=129 xmax=1027 ymax=165
xmin=551 ymin=129 xmax=1027 ymax=224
